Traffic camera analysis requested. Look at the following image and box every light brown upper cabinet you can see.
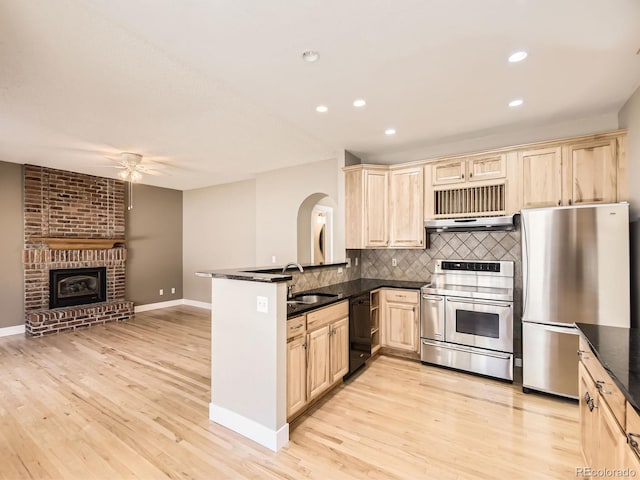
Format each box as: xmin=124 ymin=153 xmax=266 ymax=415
xmin=516 ymin=133 xmax=626 ymax=210
xmin=519 ymin=147 xmax=563 ymax=208
xmin=389 ymin=167 xmax=424 ymax=248
xmin=431 ymin=154 xmax=506 ymax=186
xmin=345 ymin=166 xmax=388 ymax=248
xmin=564 ymin=138 xmax=617 ymax=206
xmin=345 ymin=130 xmax=627 ymax=242
xmin=431 ymin=159 xmax=466 ymax=185
xmin=345 ymin=165 xmax=423 ymax=249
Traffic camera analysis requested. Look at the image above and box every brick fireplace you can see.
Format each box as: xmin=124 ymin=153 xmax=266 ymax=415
xmin=23 ymin=165 xmax=134 ymax=336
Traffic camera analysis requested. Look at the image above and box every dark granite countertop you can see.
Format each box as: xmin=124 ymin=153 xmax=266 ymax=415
xmin=287 ymin=278 xmax=427 ymax=317
xmin=195 ymin=261 xmax=347 ymax=284
xmin=576 ymin=323 xmax=640 ymax=412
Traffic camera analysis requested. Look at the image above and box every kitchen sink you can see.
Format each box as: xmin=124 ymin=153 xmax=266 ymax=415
xmin=287 ymin=292 xmax=339 ymax=305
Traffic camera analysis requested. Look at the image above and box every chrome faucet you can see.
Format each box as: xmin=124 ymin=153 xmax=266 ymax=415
xmin=282 ymin=262 xmax=303 ymax=299
xmin=281 ymin=262 xmax=304 ymax=274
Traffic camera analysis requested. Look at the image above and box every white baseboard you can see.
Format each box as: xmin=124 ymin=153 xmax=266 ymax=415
xmin=0 ymin=324 xmax=25 ymax=337
xmin=134 ymin=299 xmax=183 ymax=312
xmin=182 ymin=299 xmax=212 ymax=310
xmin=209 ymin=403 xmax=289 ymax=452
xmin=134 ymin=299 xmax=211 ymax=312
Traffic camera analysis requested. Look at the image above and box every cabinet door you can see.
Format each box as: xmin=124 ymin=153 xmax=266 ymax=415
xmin=566 ymin=139 xmax=617 ymax=205
xmin=431 ymin=159 xmax=466 ymax=185
xmin=578 ymin=362 xmax=598 ymax=467
xmin=307 ymin=326 xmax=331 ymax=401
xmin=287 ymin=336 xmax=307 ymax=418
xmin=596 ymin=392 xmax=626 ymax=471
xmin=364 ymin=170 xmax=388 ymax=247
xmin=468 ymin=154 xmax=506 ymax=182
xmin=383 ymin=301 xmax=419 ymax=352
xmin=519 ymin=147 xmax=562 ymax=208
xmin=389 ymin=167 xmax=424 ymax=248
xmin=329 ymin=317 xmax=349 ymax=383
xmin=345 ymin=168 xmax=364 ymax=248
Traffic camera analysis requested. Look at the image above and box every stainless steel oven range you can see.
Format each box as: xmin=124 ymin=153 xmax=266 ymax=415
xmin=420 ymin=259 xmax=515 ymax=381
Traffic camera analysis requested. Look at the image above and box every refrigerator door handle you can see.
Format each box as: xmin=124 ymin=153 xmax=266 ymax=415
xmin=522 ymin=212 xmax=529 ymax=318
xmin=532 ymin=324 xmax=579 ymax=335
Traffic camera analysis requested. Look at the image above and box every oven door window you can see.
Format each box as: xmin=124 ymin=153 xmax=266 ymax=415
xmin=456 ymin=310 xmax=499 ymax=338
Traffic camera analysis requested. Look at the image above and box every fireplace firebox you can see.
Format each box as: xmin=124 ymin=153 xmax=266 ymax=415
xmin=49 ymin=267 xmax=107 ymax=309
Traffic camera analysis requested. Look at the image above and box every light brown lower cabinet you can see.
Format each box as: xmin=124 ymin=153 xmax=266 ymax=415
xmin=286 ymin=334 xmax=307 ymax=418
xmin=286 ymin=301 xmax=349 ymax=420
xmin=578 ymin=335 xmax=640 ymax=475
xmin=380 ymin=289 xmax=420 ymax=353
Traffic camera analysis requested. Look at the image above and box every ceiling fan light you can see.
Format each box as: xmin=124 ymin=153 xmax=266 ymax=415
xmin=130 ymin=171 xmax=142 ymax=182
xmin=118 ymin=170 xmax=129 ymax=180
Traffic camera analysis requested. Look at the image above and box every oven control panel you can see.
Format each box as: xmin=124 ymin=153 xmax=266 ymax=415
xmin=441 ymin=261 xmax=500 ymax=272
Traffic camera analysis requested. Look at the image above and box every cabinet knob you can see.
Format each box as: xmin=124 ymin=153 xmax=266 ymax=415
xmin=469 ymin=172 xmax=473 ymax=178
xmin=569 ymin=199 xmax=572 ymax=206
xmin=557 ymin=200 xmax=561 ymax=206
xmin=461 ymin=173 xmax=465 ymax=179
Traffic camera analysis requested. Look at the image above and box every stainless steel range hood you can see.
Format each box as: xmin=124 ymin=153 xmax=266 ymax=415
xmin=425 ymin=214 xmax=516 ymax=233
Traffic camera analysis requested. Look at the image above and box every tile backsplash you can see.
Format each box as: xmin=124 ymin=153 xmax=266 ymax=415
xmin=360 ymin=230 xmax=521 ymax=281
xmin=289 ymin=254 xmax=361 ymax=294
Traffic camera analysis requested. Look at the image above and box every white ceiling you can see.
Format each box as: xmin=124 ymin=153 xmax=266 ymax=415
xmin=1 ymin=0 xmax=639 ymax=190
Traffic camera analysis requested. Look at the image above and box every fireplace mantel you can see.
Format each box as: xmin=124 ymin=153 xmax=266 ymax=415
xmin=31 ymin=238 xmax=126 ymax=250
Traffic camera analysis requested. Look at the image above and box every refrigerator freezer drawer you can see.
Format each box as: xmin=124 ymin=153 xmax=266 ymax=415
xmin=522 ymin=322 xmax=579 ymax=399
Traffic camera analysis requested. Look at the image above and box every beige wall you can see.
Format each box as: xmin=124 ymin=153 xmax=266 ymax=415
xmin=619 ymin=84 xmax=640 ymax=326
xmin=126 ymin=184 xmax=183 ymax=305
xmin=255 ymin=157 xmax=345 ymax=266
xmin=182 ymin=179 xmax=256 ymax=303
xmin=0 ymin=161 xmax=24 ymax=328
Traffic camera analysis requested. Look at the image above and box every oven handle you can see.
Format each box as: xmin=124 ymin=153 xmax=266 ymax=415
xmin=446 ymin=297 xmax=512 ymax=308
xmin=421 ymin=339 xmax=512 ymax=360
xmin=421 ymin=295 xmax=444 ymax=301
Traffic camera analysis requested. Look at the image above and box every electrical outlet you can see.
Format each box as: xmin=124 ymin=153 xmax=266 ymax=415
xmin=159 ymin=289 xmax=164 ymax=296
xmin=171 ymin=287 xmax=176 ymax=294
xmin=256 ymin=296 xmax=268 ymax=313
xmin=515 ymin=358 xmax=523 ymax=367
xmin=392 ymin=258 xmax=397 ymax=267
xmin=271 ymin=255 xmax=276 ymax=264
xmin=337 ymin=267 xmax=343 ymax=275
xmin=355 ymin=257 xmax=358 ymax=267
xmin=346 ymin=258 xmax=351 ymax=268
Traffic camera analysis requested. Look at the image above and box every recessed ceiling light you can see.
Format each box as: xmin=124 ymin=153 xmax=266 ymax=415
xmin=302 ymin=50 xmax=320 ymax=63
xmin=384 ymin=128 xmax=396 ymax=135
xmin=508 ymin=51 xmax=528 ymax=63
xmin=316 ymin=105 xmax=328 ymax=113
xmin=353 ymin=99 xmax=366 ymax=107
xmin=509 ymin=99 xmax=524 ymax=107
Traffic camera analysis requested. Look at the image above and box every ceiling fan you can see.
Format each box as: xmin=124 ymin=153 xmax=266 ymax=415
xmin=107 ymin=152 xmax=165 ymax=211
xmin=110 ymin=152 xmax=163 ymax=183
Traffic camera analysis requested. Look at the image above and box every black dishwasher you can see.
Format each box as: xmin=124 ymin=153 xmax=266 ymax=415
xmin=346 ymin=293 xmax=372 ymax=378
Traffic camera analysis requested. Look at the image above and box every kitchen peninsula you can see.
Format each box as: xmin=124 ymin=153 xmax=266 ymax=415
xmin=196 ymin=265 xmax=425 ymax=451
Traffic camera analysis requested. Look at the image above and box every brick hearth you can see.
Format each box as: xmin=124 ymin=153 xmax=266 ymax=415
xmin=23 ymin=165 xmax=133 ymax=337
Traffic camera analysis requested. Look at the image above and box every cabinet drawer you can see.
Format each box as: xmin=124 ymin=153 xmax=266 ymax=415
xmin=579 ymin=336 xmax=626 ymax=428
xmin=384 ymin=289 xmax=419 ymax=304
xmin=287 ymin=315 xmax=306 ymax=340
xmin=307 ymin=300 xmax=348 ymax=330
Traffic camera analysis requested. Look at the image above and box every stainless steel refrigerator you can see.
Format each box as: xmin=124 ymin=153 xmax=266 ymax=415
xmin=521 ymin=202 xmax=630 ymax=399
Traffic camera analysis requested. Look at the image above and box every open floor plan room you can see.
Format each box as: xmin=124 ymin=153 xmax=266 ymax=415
xmin=0 ymin=305 xmax=580 ymax=480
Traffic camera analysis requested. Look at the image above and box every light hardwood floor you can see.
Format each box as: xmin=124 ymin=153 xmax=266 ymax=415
xmin=0 ymin=306 xmax=582 ymax=479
